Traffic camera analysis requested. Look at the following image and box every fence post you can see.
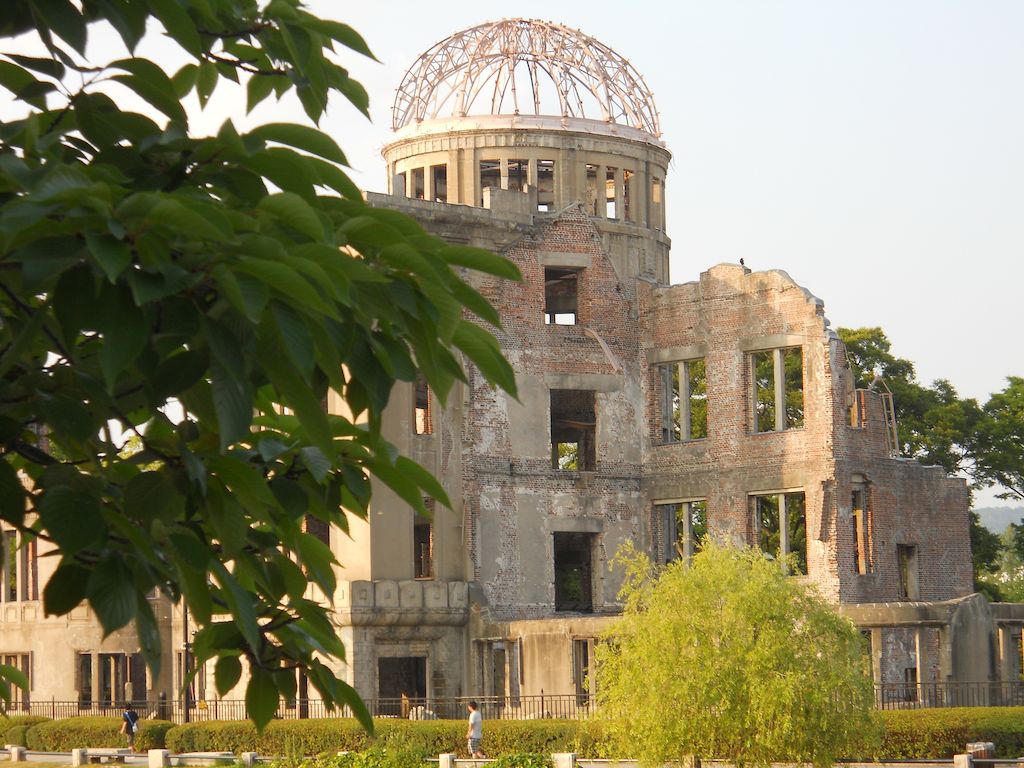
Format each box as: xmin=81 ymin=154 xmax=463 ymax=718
xmin=552 ymin=754 xmax=576 ymax=768
xmin=439 ymin=754 xmax=457 ymax=768
xmin=241 ymin=752 xmax=258 ymax=767
xmin=954 ymin=754 xmax=973 ymax=768
xmin=71 ymin=749 xmax=87 ymax=767
xmin=148 ymin=750 xmax=170 ymax=768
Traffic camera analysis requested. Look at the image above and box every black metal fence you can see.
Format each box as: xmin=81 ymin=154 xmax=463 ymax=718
xmin=875 ymin=681 xmax=1024 ymax=710
xmin=12 ymin=683 xmax=1024 ymax=722
xmin=9 ymin=693 xmax=593 ymax=723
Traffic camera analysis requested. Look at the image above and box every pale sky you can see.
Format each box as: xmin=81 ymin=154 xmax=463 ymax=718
xmin=6 ymin=1 xmax=1022 ymax=505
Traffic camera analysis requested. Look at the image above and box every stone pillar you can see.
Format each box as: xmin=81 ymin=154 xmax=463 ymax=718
xmin=240 ymin=752 xmax=258 ymax=768
xmin=405 ymin=170 xmax=415 ymax=199
xmin=915 ymin=627 xmax=930 ymax=704
xmin=71 ymin=749 xmax=87 ymax=767
xmin=499 ymin=159 xmax=509 ymax=191
xmin=552 ymin=754 xmax=576 ymax=768
xmin=870 ymin=628 xmax=883 ymax=700
xmin=773 ymin=349 xmax=786 ymax=432
xmin=148 ymin=750 xmax=170 ymax=768
xmin=594 ymin=165 xmax=605 ymax=218
xmin=424 ymin=166 xmax=434 ymax=202
xmin=8 ymin=749 xmax=24 ymax=764
xmin=613 ymin=167 xmax=624 ymax=220
xmin=439 ymin=754 xmax=457 ymax=768
xmin=953 ymin=754 xmax=973 ymax=768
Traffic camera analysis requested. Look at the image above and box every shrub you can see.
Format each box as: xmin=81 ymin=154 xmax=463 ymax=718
xmin=876 ymin=708 xmax=1024 ymax=759
xmin=0 ymin=716 xmax=49 ymax=745
xmin=159 ymin=707 xmax=1024 ymax=760
xmin=165 ymin=719 xmax=594 ymax=758
xmin=5 ymin=725 xmax=28 ymax=747
xmin=26 ymin=717 xmax=173 ymax=751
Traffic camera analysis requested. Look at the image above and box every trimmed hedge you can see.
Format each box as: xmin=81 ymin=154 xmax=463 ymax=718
xmin=0 ymin=716 xmax=49 ymax=746
xmin=165 ymin=719 xmax=600 ymax=758
xmin=877 ymin=707 xmax=1024 ymax=759
xmin=25 ymin=707 xmax=1024 ymax=759
xmin=25 ymin=717 xmax=174 ymax=751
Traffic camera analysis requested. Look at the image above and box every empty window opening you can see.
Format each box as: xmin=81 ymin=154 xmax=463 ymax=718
xmin=852 ymin=487 xmax=871 ymax=575
xmin=414 ymin=372 xmax=433 ymax=434
xmin=378 ymin=656 xmax=427 ymax=712
xmin=605 ymin=167 xmax=617 ymax=219
xmin=752 ymin=347 xmax=804 ymax=433
xmin=537 ymin=159 xmax=555 ymax=210
xmin=479 ymin=159 xmax=500 ymax=205
xmin=2 ymin=654 xmax=29 ymax=708
xmin=3 ymin=531 xmax=15 ymax=602
xmin=303 ymin=514 xmax=330 ymax=547
xmin=99 ymin=652 xmax=126 ymax=706
xmin=849 ymin=388 xmax=868 ymax=428
xmin=751 ymin=491 xmax=807 ymax=575
xmin=897 ymin=544 xmax=919 ymax=599
xmin=77 ymin=653 xmax=92 ymax=706
xmin=411 ymin=167 xmax=425 ymax=200
xmin=623 ymin=169 xmax=634 ymax=222
xmin=901 ymin=666 xmax=919 ymax=702
xmin=554 ymin=532 xmax=594 ymax=612
xmin=658 ymin=358 xmax=708 ymax=443
xmin=19 ymin=537 xmax=37 ymax=601
xmin=508 ymin=159 xmax=528 ymax=192
xmin=551 ymin=389 xmax=596 ymax=471
xmin=654 ymin=500 xmax=708 ymax=564
xmin=572 ymin=637 xmax=596 ymax=704
xmin=414 ymin=505 xmax=433 ymax=579
xmin=430 ymin=164 xmax=448 ymax=203
xmin=585 ymin=164 xmax=599 ymax=216
xmin=544 ymin=267 xmax=579 ymax=325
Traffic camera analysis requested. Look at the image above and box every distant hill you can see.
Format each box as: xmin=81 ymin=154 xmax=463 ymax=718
xmin=975 ymin=506 xmax=1024 ymax=534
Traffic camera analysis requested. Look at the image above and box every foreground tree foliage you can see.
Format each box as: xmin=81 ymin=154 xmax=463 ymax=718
xmin=0 ymin=0 xmax=518 ymax=726
xmin=596 ymin=542 xmax=879 ymax=768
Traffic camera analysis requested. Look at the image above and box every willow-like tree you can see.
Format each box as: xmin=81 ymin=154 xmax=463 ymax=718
xmin=596 ymin=542 xmax=879 ymax=767
xmin=0 ymin=0 xmax=518 ymax=728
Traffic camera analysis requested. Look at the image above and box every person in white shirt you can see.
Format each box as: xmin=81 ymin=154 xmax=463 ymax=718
xmin=466 ymin=700 xmax=485 ymax=758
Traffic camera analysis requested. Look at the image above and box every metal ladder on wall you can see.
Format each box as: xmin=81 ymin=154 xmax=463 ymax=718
xmin=875 ymin=378 xmax=900 ymax=458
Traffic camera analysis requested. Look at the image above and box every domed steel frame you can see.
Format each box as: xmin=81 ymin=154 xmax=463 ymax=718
xmin=391 ymin=19 xmax=661 ymax=137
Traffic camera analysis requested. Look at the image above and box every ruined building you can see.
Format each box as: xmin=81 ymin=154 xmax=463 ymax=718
xmin=0 ymin=19 xmax=1018 ymax=715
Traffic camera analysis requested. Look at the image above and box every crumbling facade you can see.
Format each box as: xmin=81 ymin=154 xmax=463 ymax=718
xmin=0 ymin=19 xmax=1016 ymax=715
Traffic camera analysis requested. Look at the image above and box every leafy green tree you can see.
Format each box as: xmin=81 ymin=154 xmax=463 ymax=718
xmin=0 ymin=0 xmax=518 ymax=727
xmin=596 ymin=542 xmax=879 ymax=768
xmin=975 ymin=377 xmax=1024 ymax=503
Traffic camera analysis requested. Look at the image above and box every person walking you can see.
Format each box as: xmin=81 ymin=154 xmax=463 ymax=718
xmin=466 ymin=700 xmax=485 ymax=758
xmin=120 ymin=706 xmax=139 ymax=750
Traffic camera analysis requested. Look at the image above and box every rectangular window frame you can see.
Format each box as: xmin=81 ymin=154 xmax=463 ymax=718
xmin=544 ymin=267 xmax=579 ymax=325
xmin=653 ymin=499 xmax=708 ymax=564
xmin=751 ymin=346 xmax=804 ymax=433
xmin=550 ymin=389 xmax=596 ymax=471
xmin=657 ymin=358 xmax=708 ymax=443
xmin=750 ymin=490 xmax=807 ymax=575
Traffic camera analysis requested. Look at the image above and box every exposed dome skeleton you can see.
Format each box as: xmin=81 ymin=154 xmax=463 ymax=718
xmin=391 ymin=19 xmax=661 ymax=137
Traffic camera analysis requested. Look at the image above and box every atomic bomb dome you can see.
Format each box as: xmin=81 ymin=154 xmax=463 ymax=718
xmin=383 ymin=19 xmax=671 ymax=233
xmin=391 ymin=19 xmax=661 ymax=139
